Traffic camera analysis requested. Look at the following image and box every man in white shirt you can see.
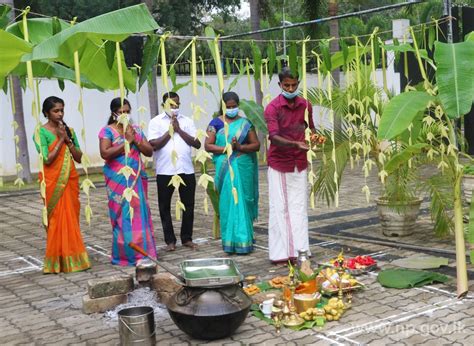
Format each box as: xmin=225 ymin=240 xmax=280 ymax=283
xmin=148 ymin=92 xmax=201 ymax=251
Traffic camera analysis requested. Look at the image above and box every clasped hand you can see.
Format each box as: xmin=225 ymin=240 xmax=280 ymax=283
xmin=231 ymin=137 xmax=241 ymax=151
xmin=124 ymin=125 xmax=136 ymax=144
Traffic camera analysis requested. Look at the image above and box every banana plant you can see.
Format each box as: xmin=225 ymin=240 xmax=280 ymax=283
xmin=378 ymin=38 xmax=474 ymax=298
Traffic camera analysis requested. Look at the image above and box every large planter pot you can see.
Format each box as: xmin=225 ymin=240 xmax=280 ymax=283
xmin=376 ymin=197 xmax=423 ymax=237
xmin=462 ymin=174 xmax=474 ymax=204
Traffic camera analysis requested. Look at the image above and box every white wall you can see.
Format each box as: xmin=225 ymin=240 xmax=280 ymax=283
xmin=0 ymin=65 xmax=401 ymax=177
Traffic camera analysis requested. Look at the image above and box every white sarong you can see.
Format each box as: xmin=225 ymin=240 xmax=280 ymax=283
xmin=268 ymin=166 xmax=309 ymax=262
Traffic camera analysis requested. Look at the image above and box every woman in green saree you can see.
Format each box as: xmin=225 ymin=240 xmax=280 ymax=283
xmin=205 ymin=92 xmax=260 ymax=254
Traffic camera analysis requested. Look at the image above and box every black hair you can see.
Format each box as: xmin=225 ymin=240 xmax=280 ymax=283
xmin=220 ymin=91 xmax=240 ymax=115
xmin=162 ymin=91 xmax=179 ymax=105
xmin=278 ymin=67 xmax=299 ymax=82
xmin=42 ymin=96 xmax=73 ymax=140
xmin=42 ymin=96 xmax=64 ymax=118
xmin=108 ymin=97 xmax=131 ymax=125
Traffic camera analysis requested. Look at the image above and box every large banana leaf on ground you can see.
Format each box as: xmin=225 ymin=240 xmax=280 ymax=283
xmin=434 ymin=41 xmax=474 ymax=119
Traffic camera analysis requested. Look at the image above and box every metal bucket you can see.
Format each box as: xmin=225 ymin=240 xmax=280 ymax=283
xmin=118 ymin=306 xmax=156 ymax=345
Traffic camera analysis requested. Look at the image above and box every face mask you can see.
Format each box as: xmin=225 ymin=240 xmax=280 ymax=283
xmin=225 ymin=108 xmax=239 ymax=118
xmin=115 ymin=112 xmax=131 ymax=123
xmin=171 ymin=108 xmax=179 ymax=116
xmin=282 ymin=89 xmax=299 ymax=99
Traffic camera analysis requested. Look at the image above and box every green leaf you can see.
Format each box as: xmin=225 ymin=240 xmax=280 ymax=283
xmin=58 ymin=79 xmax=65 ymax=91
xmin=251 ymin=42 xmax=262 ymax=81
xmin=321 ymin=45 xmax=368 ymax=74
xmin=267 ymin=42 xmax=276 ymax=80
xmin=384 ymin=143 xmax=428 ymax=174
xmin=378 ymin=91 xmax=434 ymax=140
xmin=139 ymin=34 xmax=160 ymax=89
xmin=0 ymin=5 xmax=11 ymax=30
xmin=204 ymin=26 xmax=217 ymax=62
xmin=51 ymin=17 xmax=63 ymax=35
xmin=7 ymin=17 xmax=69 ymax=45
xmin=239 ymin=99 xmax=268 ymax=134
xmin=172 ymin=80 xmax=191 ymax=92
xmin=319 ymin=40 xmax=331 ymax=72
xmin=434 ymin=41 xmax=474 ymax=118
xmin=169 ymin=65 xmax=177 ymax=87
xmin=289 ymin=42 xmax=298 ymax=76
xmin=104 ymin=40 xmax=116 ymax=70
xmin=0 ymin=30 xmax=32 ymax=81
xmin=26 ymin=4 xmax=158 ymax=62
xmin=428 ymin=25 xmax=435 ymax=50
xmin=373 ymin=34 xmax=380 ymax=67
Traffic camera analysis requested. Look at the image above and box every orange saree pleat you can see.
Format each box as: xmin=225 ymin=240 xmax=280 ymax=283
xmin=42 ymin=139 xmax=90 ymax=273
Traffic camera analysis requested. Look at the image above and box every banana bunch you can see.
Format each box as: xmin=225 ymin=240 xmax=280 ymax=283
xmin=299 ymin=307 xmax=325 ymax=321
xmin=323 ymin=297 xmax=345 ymax=321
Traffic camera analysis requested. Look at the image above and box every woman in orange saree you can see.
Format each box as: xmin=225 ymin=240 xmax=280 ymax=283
xmin=34 ymin=96 xmax=90 ymax=273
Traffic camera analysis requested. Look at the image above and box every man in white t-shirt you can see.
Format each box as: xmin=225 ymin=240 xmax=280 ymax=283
xmin=148 ymin=92 xmax=201 ymax=251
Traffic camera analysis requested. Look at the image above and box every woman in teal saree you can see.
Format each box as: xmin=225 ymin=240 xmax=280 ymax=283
xmin=205 ymin=92 xmax=260 ymax=254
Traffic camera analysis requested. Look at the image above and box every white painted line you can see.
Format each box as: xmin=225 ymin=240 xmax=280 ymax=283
xmin=332 ymin=298 xmax=455 ymax=335
xmin=0 ymin=267 xmax=39 ymax=277
xmin=20 ymin=256 xmax=42 ymax=269
xmin=26 ymin=256 xmax=43 ymax=267
xmin=253 ymin=244 xmax=269 ymax=251
xmin=343 ymin=300 xmax=460 ymax=338
xmin=314 ymin=333 xmax=350 ymax=345
xmin=317 ymin=241 xmax=337 ymax=247
xmin=86 ymin=245 xmax=109 ymax=258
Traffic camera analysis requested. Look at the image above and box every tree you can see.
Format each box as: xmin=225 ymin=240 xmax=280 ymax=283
xmin=1 ymin=0 xmax=32 ymax=183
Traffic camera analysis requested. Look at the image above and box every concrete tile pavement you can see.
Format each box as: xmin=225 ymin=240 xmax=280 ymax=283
xmin=0 ymin=167 xmax=473 ymax=345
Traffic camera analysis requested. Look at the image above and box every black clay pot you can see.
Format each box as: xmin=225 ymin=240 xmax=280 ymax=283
xmin=166 ymin=284 xmax=252 ymax=340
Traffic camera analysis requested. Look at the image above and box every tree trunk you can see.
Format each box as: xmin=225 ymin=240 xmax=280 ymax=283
xmin=148 ymin=65 xmax=159 ymax=118
xmin=1 ymin=0 xmax=32 ymax=182
xmin=142 ymin=0 xmax=159 ymax=118
xmin=249 ymin=0 xmax=263 ymax=106
xmin=12 ymin=76 xmax=32 ymax=182
xmin=249 ymin=0 xmax=265 ymax=157
xmin=329 ymin=0 xmax=341 ymax=132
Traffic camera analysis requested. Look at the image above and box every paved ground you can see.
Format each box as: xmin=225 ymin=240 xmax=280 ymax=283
xmin=1 ymin=166 xmax=474 ymax=345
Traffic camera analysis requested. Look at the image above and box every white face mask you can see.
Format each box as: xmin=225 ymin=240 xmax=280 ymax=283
xmin=115 ymin=112 xmax=131 ymax=124
xmin=171 ymin=108 xmax=179 ymax=116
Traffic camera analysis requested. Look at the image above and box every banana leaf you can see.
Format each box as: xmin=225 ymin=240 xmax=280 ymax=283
xmin=434 ymin=41 xmax=474 ymax=119
xmin=25 ymin=4 xmax=158 ymax=62
xmin=377 ymin=269 xmax=449 ymax=289
xmin=378 ymin=91 xmax=434 ymax=140
xmin=239 ymin=99 xmax=268 ymax=135
xmin=7 ymin=17 xmax=69 ymax=45
xmin=267 ymin=42 xmax=276 ymax=80
xmin=139 ymin=34 xmax=160 ymax=89
xmin=384 ymin=143 xmax=428 ymax=174
xmin=0 ymin=30 xmax=32 ymax=88
xmin=251 ymin=42 xmax=262 ymax=81
xmin=0 ymin=5 xmax=11 ymax=30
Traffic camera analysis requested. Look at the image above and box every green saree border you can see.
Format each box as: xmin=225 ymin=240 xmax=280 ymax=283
xmin=47 ymin=148 xmax=71 ymax=218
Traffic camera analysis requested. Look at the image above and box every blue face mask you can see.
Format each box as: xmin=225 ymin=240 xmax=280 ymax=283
xmin=225 ymin=108 xmax=239 ymax=118
xmin=282 ymin=89 xmax=299 ymax=99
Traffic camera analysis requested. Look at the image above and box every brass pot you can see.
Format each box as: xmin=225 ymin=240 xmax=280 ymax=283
xmin=293 ymin=293 xmax=321 ymax=313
